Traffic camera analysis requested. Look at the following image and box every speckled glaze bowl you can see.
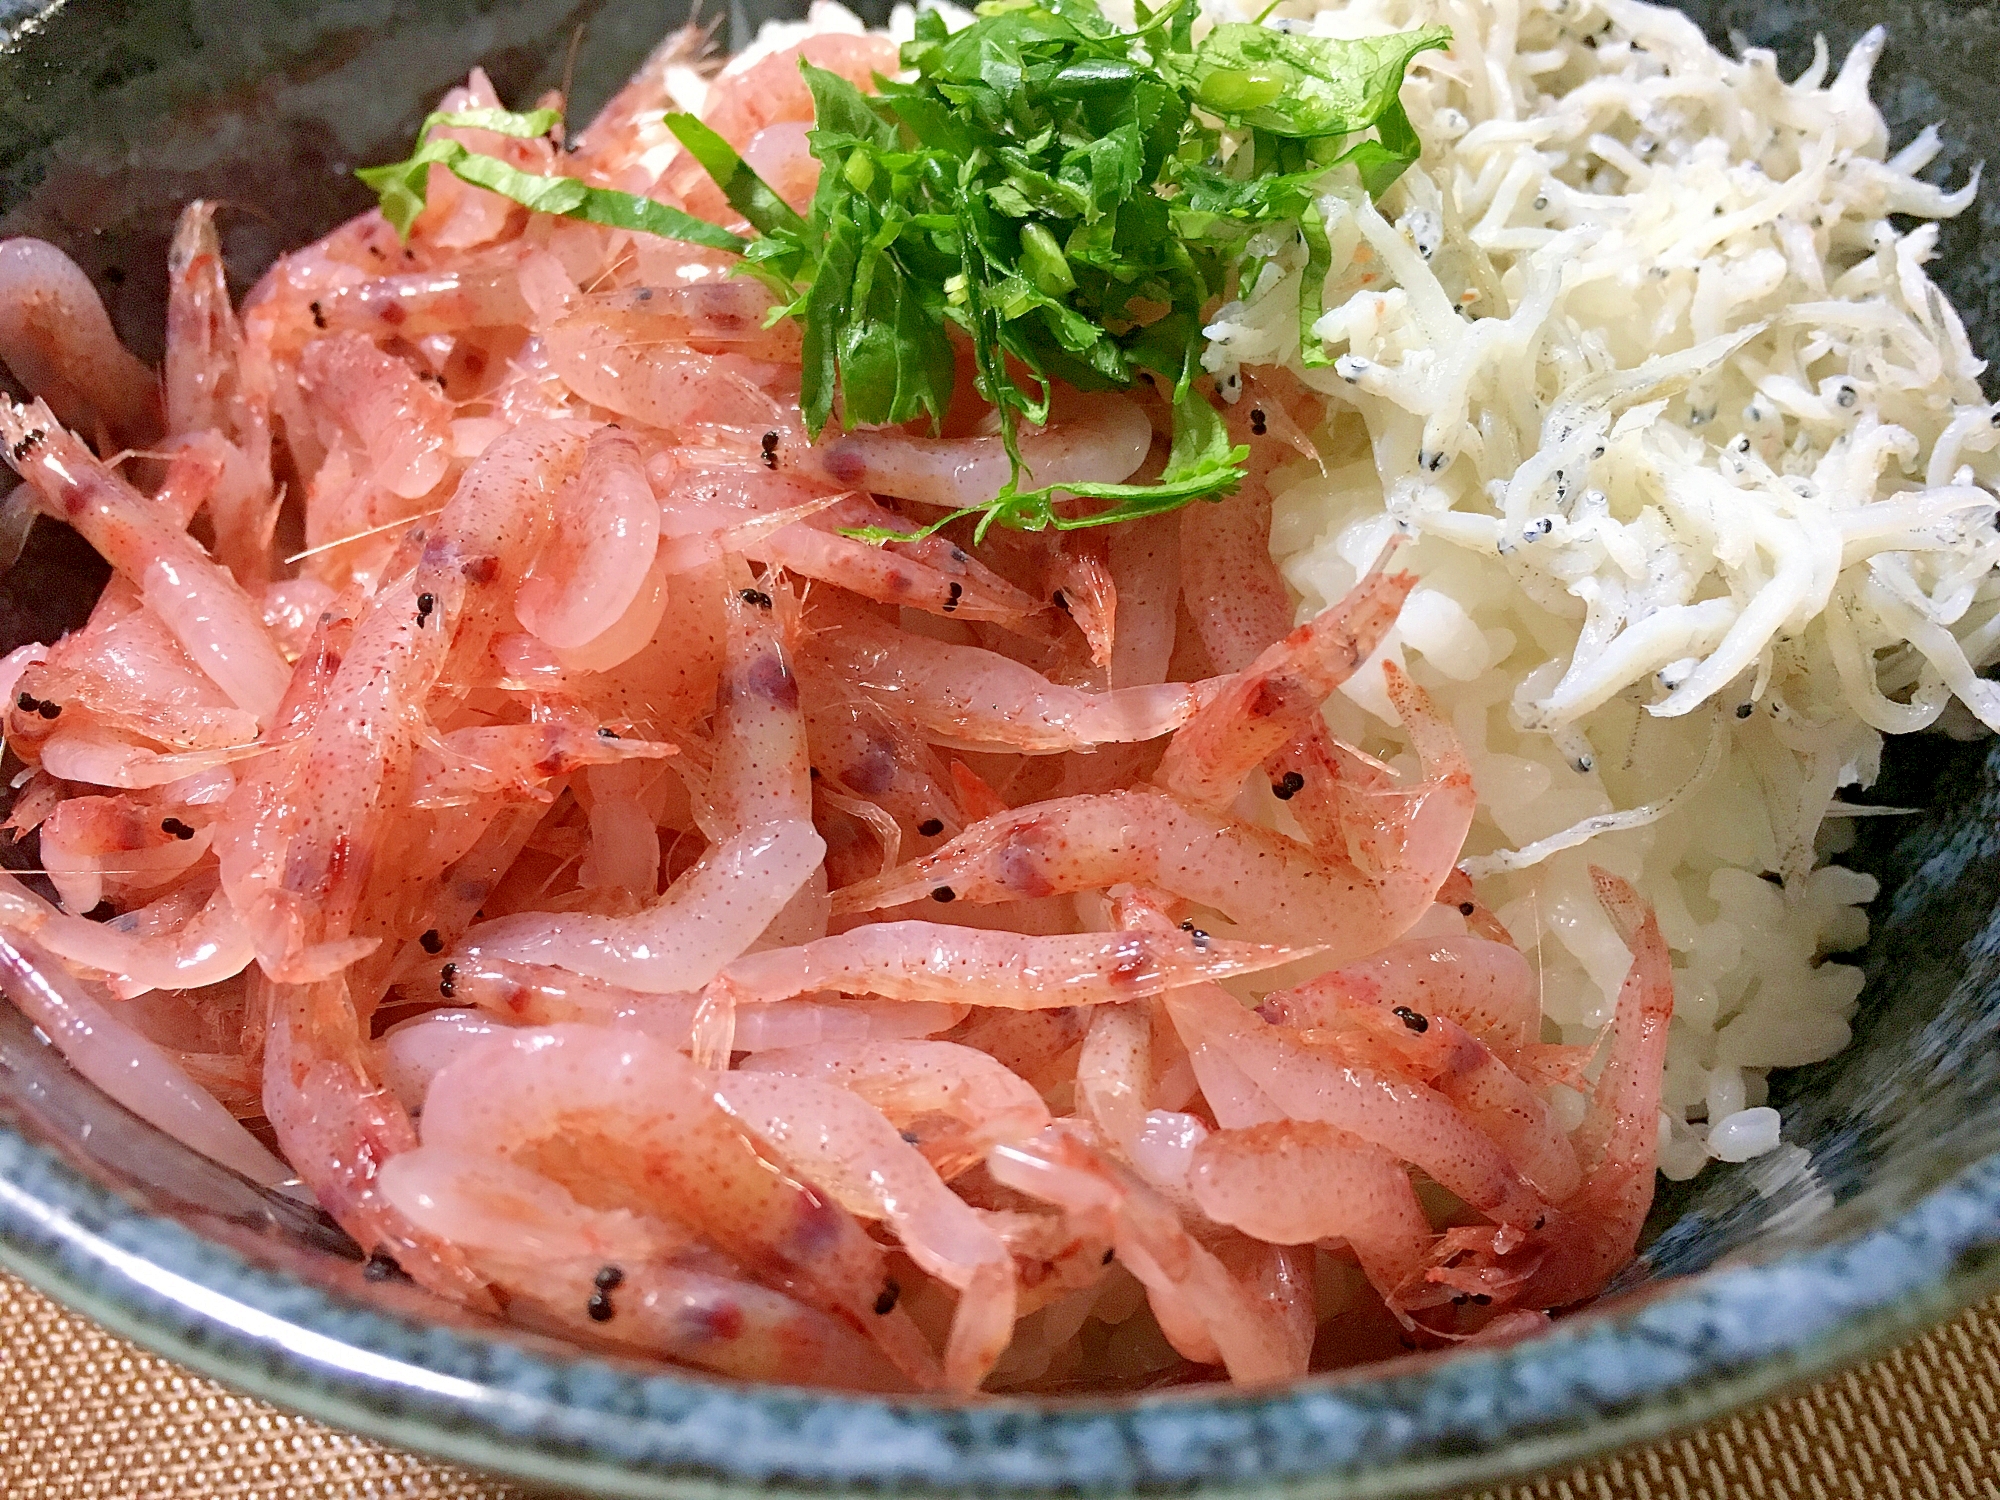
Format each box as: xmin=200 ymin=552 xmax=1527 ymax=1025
xmin=2 ymin=0 xmax=2000 ymax=1494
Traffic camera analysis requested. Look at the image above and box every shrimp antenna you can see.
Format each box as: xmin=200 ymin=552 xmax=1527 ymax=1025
xmin=284 ymin=506 xmax=445 ymax=566
xmin=559 ymin=21 xmax=588 ymax=125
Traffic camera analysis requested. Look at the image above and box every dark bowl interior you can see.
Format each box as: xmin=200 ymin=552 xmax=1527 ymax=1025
xmin=3 ymin=1 xmax=2000 ymax=1496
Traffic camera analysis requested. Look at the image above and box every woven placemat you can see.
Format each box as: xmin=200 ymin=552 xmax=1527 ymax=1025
xmin=2 ymin=1271 xmax=1996 ymax=1500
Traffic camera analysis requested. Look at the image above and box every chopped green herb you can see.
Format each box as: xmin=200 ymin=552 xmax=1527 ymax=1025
xmin=358 ymin=2 xmax=1449 ymax=542
xmin=355 ymin=109 xmax=746 ymax=253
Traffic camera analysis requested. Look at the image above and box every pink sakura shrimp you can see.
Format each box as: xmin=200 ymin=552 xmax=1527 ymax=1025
xmin=0 ymin=30 xmax=1720 ymax=1397
xmin=416 ymin=1023 xmax=943 ymax=1387
xmin=164 ymin=202 xmax=277 ymax=586
xmin=1414 ymin=870 xmax=1674 ymax=1316
xmin=378 ymin=1148 xmax=912 ymax=1390
xmin=706 ymin=920 xmax=1318 ymax=1011
xmin=0 ymin=399 xmax=291 ymax=724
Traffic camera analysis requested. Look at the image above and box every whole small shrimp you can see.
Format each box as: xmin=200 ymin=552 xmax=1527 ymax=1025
xmin=1044 ymin=531 xmax=1117 ymax=668
xmin=379 ymin=1148 xmax=913 ymax=1390
xmin=753 ymin=495 xmax=1047 ymax=632
xmin=1415 ymin=871 xmax=1674 ymax=1313
xmin=1163 ymin=981 xmax=1548 ymax=1231
xmin=1178 ymin=373 xmax=1323 ymax=676
xmin=803 ymin=611 xmax=1199 ymax=755
xmin=229 ymin=424 xmax=587 ymax=978
xmin=32 ymin=794 xmax=209 ymax=914
xmin=260 ymin=974 xmax=499 ymax=1307
xmin=0 ymin=238 xmax=159 ymax=449
xmin=708 ymin=920 xmax=1316 ymax=1011
xmin=418 ymin=1024 xmax=943 ymax=1386
xmin=433 ymin=958 xmax=964 ymax=1042
xmin=560 ymin=283 xmax=802 ymax=361
xmin=0 ymin=400 xmax=291 ymax=724
xmin=1310 ymin=1003 xmax=1583 ymax=1201
xmin=9 ymin=576 xmax=259 ymax=758
xmin=164 ymin=202 xmax=277 ymax=585
xmin=714 ymin=1071 xmax=1018 ymax=1391
xmin=303 ymin=259 xmax=555 ymax=344
xmin=831 ymin=786 xmax=1461 ymax=956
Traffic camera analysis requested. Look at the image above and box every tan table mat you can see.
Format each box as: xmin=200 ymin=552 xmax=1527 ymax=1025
xmin=2 ymin=1271 xmax=1997 ymax=1500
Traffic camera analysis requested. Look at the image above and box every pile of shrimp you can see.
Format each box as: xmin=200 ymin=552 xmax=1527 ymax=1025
xmin=0 ymin=28 xmax=1675 ymax=1394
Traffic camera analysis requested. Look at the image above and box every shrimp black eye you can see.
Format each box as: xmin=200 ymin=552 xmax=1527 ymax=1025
xmin=419 ymin=929 xmax=443 ymax=954
xmin=1459 ymin=901 xmax=1476 ymax=916
xmin=594 ymin=1264 xmax=626 ymax=1291
xmin=874 ymin=1278 xmax=901 ymax=1315
xmin=1393 ymin=1006 xmax=1429 ymax=1033
xmin=931 ymin=885 xmax=956 ymax=903
xmin=159 ymin=817 xmax=196 ymax=841
xmin=942 ymin=581 xmax=963 ymax=613
xmin=1250 ymin=407 xmax=1268 ymax=436
xmin=14 ymin=693 xmax=36 ymax=712
xmin=36 ymin=700 xmax=59 ymax=719
xmin=439 ymin=962 xmax=457 ymax=998
xmin=309 ymin=299 xmax=327 ymax=329
xmin=1101 ymin=1247 xmax=1115 ymax=1265
xmin=1272 ymin=771 xmax=1305 ymax=800
xmin=917 ymin=818 xmax=944 ymax=837
xmin=1051 ymin=588 xmax=1070 ymax=612
xmin=739 ymin=588 xmax=773 ymax=609
xmin=9 ymin=428 xmax=44 ymax=462
xmin=586 ymin=1290 xmax=616 ymax=1322
xmin=761 ymin=430 xmax=780 ymax=454
xmin=1186 ymin=927 xmax=1209 ymax=949
xmin=415 ymin=593 xmax=435 ymax=626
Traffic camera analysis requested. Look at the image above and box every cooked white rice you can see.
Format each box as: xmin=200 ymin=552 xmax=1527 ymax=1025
xmin=1196 ymin=0 xmax=1997 ymax=1177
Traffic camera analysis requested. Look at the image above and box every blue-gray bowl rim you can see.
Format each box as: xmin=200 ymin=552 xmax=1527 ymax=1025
xmin=4 ymin=0 xmax=2000 ymax=1492
xmin=4 ymin=1104 xmax=2000 ymax=1499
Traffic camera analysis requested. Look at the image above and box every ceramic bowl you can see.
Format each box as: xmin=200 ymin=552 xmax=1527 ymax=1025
xmin=2 ymin=0 xmax=2000 ymax=1494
